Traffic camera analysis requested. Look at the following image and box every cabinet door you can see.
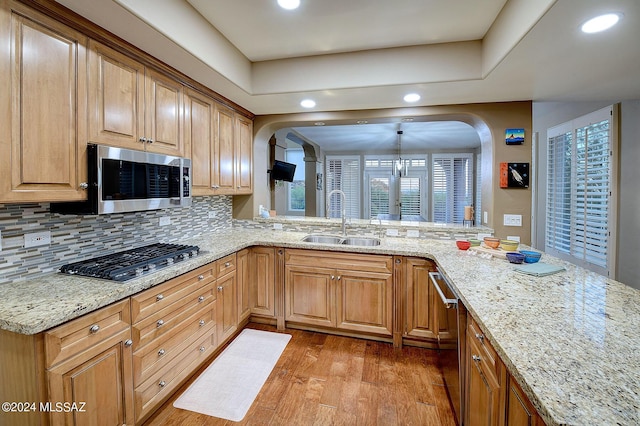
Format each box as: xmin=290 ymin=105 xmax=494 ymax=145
xmin=250 ymin=247 xmax=276 ymax=318
xmin=214 ymin=103 xmax=236 ymax=193
xmin=235 ymin=114 xmax=253 ymax=194
xmin=1 ymin=3 xmax=87 ymax=202
xmin=185 ymin=88 xmax=216 ymax=195
xmin=48 ymin=328 xmax=134 ymax=426
xmin=88 ymin=40 xmax=145 ymax=150
xmin=237 ymin=248 xmax=251 ymax=322
xmin=336 ymin=269 xmax=392 ymax=336
xmin=405 ymin=258 xmax=438 ymax=340
xmin=466 ymin=333 xmax=503 ymax=426
xmin=285 ymin=265 xmax=334 ymax=328
xmin=144 ymin=68 xmax=183 ymax=156
xmin=216 ymin=271 xmax=238 ymax=344
xmin=506 ymin=376 xmax=543 ymax=426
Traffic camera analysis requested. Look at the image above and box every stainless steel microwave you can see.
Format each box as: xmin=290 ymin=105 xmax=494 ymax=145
xmin=51 ymin=144 xmax=192 ymax=215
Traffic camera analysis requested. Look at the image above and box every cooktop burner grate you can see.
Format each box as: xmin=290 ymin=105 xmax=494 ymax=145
xmin=60 ymin=243 xmax=200 ymax=281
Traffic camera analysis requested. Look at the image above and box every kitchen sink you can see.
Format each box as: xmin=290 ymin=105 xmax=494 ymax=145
xmin=301 ymin=235 xmax=381 ymax=246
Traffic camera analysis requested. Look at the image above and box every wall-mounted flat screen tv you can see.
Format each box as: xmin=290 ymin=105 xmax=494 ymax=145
xmin=270 ymin=160 xmax=296 ymax=182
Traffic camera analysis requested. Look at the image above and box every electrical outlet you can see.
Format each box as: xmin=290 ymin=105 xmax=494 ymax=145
xmin=0 ymin=230 xmax=2 ymax=251
xmin=273 ymin=223 xmax=283 ymax=230
xmin=386 ymin=228 xmax=399 ymax=237
xmin=507 ymin=235 xmax=521 ymax=242
xmin=503 ymin=214 xmax=522 ymax=227
xmin=483 ymin=211 xmax=488 ymax=224
xmin=208 ymin=211 xmax=217 ymax=219
xmin=24 ymin=231 xmax=51 ymax=248
xmin=406 ymin=229 xmax=420 ymax=238
xmin=159 ymin=216 xmax=171 ymax=226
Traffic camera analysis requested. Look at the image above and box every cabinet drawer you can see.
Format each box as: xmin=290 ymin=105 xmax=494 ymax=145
xmin=134 ymin=332 xmax=216 ymax=422
xmin=285 ymin=249 xmax=393 ymax=274
xmin=131 ymin=264 xmax=215 ymax=323
xmin=132 ymin=283 xmax=215 ymax=350
xmin=133 ymin=302 xmax=216 ymax=385
xmin=468 ymin=316 xmax=499 ymax=376
xmin=45 ymin=299 xmax=131 ymax=368
xmin=217 ymin=253 xmax=236 ymax=276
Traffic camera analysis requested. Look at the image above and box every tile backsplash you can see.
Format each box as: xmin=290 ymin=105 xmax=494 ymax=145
xmin=0 ymin=196 xmax=231 ymax=285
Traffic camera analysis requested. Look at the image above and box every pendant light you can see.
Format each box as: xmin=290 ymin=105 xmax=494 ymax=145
xmin=393 ymin=129 xmax=407 ymax=177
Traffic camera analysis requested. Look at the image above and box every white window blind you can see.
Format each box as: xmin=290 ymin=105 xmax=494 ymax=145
xmin=546 ymin=106 xmax=614 ymax=276
xmin=326 ymin=156 xmax=360 ymax=219
xmin=475 ymin=154 xmax=482 ymax=224
xmin=369 ymin=176 xmax=390 ymax=218
xmin=400 ymin=177 xmax=421 ymax=216
xmin=432 ymin=154 xmax=474 ymax=223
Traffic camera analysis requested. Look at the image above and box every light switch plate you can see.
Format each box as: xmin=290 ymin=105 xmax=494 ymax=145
xmin=207 ymin=211 xmax=217 ymax=219
xmin=503 ymin=214 xmax=522 ymax=227
xmin=483 ymin=211 xmax=488 ymax=224
xmin=0 ymin=230 xmax=2 ymax=251
xmin=406 ymin=229 xmax=420 ymax=238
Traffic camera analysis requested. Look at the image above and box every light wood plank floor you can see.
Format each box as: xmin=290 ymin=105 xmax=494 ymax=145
xmin=144 ymin=323 xmax=457 ymax=426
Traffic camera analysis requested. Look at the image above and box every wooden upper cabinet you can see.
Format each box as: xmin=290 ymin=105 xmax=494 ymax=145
xmin=0 ymin=0 xmax=88 ymax=202
xmin=88 ymin=40 xmax=183 ymax=156
xmin=235 ymin=114 xmax=253 ymax=194
xmin=215 ymin=103 xmax=236 ymax=193
xmin=185 ymin=88 xmax=216 ymax=195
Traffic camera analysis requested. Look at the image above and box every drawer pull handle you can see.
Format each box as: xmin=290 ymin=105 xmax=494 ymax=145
xmin=158 ymin=380 xmax=166 ymax=388
xmin=198 ymin=296 xmax=205 ymax=302
xmin=89 ymin=324 xmax=100 ymax=334
xmin=156 ymin=319 xmax=164 ymax=327
xmin=217 ymin=286 xmax=223 ymax=292
xmin=224 ymin=262 xmax=231 ymax=267
xmin=198 ymin=275 xmax=204 ymax=280
xmin=158 ymin=349 xmax=165 ymax=356
xmin=476 ymin=333 xmax=484 ymax=342
xmin=199 ymin=320 xmax=205 ymax=327
xmin=124 ymin=339 xmax=133 ymax=347
xmin=200 ymin=346 xmax=206 ymax=352
xmin=156 ymin=294 xmax=164 ymax=301
xmin=472 ymin=355 xmax=482 ymax=362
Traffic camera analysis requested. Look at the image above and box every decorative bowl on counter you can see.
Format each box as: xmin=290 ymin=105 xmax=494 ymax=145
xmin=468 ymin=239 xmax=481 ymax=247
xmin=456 ymin=240 xmax=471 ymax=250
xmin=500 ymin=239 xmax=519 ymax=251
xmin=483 ymin=236 xmax=500 ymax=249
xmin=506 ymin=252 xmax=525 ymax=264
xmin=519 ymin=250 xmax=542 ymax=263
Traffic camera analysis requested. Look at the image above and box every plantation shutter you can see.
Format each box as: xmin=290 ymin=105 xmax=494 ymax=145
xmin=546 ymin=106 xmax=614 ymax=275
xmin=369 ymin=176 xmax=390 ymax=218
xmin=326 ymin=156 xmax=360 ymax=219
xmin=432 ymin=154 xmax=473 ymax=223
xmin=400 ymin=177 xmax=421 ymax=216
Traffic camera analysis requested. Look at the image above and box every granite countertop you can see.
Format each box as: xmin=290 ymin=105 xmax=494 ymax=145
xmin=0 ymin=227 xmax=638 ymax=425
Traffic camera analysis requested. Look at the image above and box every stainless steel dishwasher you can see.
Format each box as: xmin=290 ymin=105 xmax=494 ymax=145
xmin=429 ymin=269 xmax=467 ymax=425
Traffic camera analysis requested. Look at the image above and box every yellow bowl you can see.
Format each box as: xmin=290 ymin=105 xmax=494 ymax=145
xmin=500 ymin=240 xmax=519 ymax=251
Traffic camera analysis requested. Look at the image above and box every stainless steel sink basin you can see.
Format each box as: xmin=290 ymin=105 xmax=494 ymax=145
xmin=342 ymin=237 xmax=381 ymax=246
xmin=301 ymin=235 xmax=381 ymax=246
xmin=301 ymin=234 xmax=343 ymax=244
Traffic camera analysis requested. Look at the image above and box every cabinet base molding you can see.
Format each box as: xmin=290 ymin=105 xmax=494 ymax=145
xmin=284 ymin=322 xmax=394 ymax=345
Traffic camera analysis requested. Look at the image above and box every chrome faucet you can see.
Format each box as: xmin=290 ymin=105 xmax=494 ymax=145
xmin=326 ymin=189 xmax=347 ymax=236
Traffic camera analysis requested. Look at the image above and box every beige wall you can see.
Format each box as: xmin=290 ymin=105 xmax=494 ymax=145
xmin=240 ymin=101 xmax=532 ymax=243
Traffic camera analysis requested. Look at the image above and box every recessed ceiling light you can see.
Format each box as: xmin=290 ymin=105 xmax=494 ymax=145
xmin=277 ymin=0 xmax=300 ymax=10
xmin=356 ymin=120 xmax=368 ymax=124
xmin=581 ymin=13 xmax=621 ymax=33
xmin=314 ymin=122 xmax=325 ymax=126
xmin=403 ymin=93 xmax=421 ymax=103
xmin=300 ymin=99 xmax=316 ymax=108
xmin=401 ymin=117 xmax=415 ymax=122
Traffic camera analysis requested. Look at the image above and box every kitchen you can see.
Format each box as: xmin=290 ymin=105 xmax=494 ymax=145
xmin=1 ymin=0 xmax=639 ymax=425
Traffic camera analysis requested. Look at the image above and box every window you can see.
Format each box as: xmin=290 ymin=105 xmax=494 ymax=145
xmin=286 ymin=150 xmax=305 ymax=212
xmin=326 ymin=156 xmax=360 ymax=219
xmin=432 ymin=154 xmax=474 ymax=223
xmin=546 ymin=106 xmax=615 ymax=276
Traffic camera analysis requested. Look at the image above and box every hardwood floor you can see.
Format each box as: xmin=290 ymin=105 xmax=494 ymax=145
xmin=144 ymin=323 xmax=457 ymax=426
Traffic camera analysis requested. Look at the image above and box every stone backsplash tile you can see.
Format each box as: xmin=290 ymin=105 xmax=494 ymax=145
xmin=0 ymin=196 xmax=231 ymax=285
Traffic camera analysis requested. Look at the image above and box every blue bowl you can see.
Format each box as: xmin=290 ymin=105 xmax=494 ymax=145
xmin=519 ymin=250 xmax=542 ymax=263
xmin=505 ymin=252 xmax=525 ymax=264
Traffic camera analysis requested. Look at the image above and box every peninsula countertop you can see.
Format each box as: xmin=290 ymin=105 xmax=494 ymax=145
xmin=0 ymin=227 xmax=638 ymax=425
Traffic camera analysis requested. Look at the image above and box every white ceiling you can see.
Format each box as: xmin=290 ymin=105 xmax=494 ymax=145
xmin=54 ymin=0 xmax=640 ymax=150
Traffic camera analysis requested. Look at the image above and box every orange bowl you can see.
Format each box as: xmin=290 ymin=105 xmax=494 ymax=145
xmin=456 ymin=240 xmax=471 ymax=250
xmin=483 ymin=237 xmax=500 ymax=249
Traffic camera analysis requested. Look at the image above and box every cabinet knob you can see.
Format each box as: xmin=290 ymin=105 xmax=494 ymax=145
xmin=124 ymin=339 xmax=133 ymax=347
xmin=337 ymin=275 xmax=342 ymax=280
xmin=139 ymin=137 xmax=147 ymax=143
xmin=158 ymin=349 xmax=165 ymax=356
xmin=277 ymin=249 xmax=284 ymax=255
xmin=200 ymin=346 xmax=206 ymax=352
xmin=89 ymin=324 xmax=100 ymax=334
xmin=198 ymin=296 xmax=205 ymax=302
xmin=331 ymin=275 xmax=335 ymax=280
xmin=198 ymin=275 xmax=204 ymax=280
xmin=225 ymin=262 xmax=231 ymax=267
xmin=217 ymin=286 xmax=223 ymax=292
xmin=156 ymin=294 xmax=164 ymax=301
xmin=158 ymin=380 xmax=166 ymax=388
xmin=472 ymin=355 xmax=481 ymax=362
xmin=475 ymin=333 xmax=484 ymax=342
xmin=79 ymin=182 xmax=89 ymax=190
xmin=147 ymin=139 xmax=154 ymax=144
xmin=199 ymin=320 xmax=205 ymax=327
xmin=395 ymin=258 xmax=402 ymax=264
xmin=156 ymin=319 xmax=164 ymax=327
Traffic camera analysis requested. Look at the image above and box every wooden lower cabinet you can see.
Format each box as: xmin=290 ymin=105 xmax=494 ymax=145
xmin=216 ymin=269 xmax=238 ymax=344
xmin=506 ymin=376 xmax=545 ymax=426
xmin=284 ymin=249 xmax=393 ymax=336
xmin=237 ymin=248 xmax=251 ymax=323
xmin=404 ymin=257 xmax=439 ymax=342
xmin=250 ymin=247 xmax=276 ymax=318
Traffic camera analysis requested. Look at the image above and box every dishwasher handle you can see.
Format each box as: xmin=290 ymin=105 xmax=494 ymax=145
xmin=429 ymin=271 xmax=458 ymax=309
